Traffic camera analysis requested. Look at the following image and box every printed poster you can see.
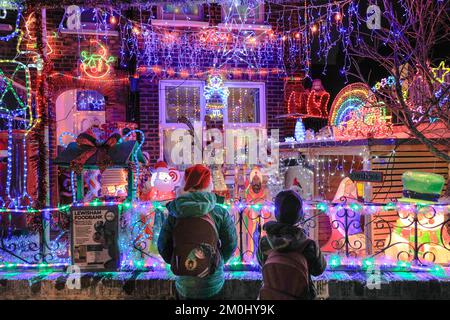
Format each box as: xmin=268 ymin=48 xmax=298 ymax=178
xmin=70 ymin=205 xmax=119 ymax=271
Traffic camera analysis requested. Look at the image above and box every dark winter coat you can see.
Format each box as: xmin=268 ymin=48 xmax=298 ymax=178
xmin=158 ymin=191 xmax=237 ymax=299
xmin=257 ymin=221 xmax=327 ymax=299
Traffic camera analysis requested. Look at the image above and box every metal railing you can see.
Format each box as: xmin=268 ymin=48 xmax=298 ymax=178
xmin=1 ymin=200 xmax=448 ymax=270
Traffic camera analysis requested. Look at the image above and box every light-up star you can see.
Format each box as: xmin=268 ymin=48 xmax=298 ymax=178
xmin=431 ymin=61 xmax=450 ymax=84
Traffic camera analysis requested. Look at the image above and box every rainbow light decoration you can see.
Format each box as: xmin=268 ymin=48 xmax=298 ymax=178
xmin=328 ymin=82 xmax=373 ymax=126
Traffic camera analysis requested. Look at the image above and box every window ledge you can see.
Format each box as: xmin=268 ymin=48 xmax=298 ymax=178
xmin=59 ymin=29 xmax=119 ymax=37
xmin=217 ymin=23 xmax=272 ymax=31
xmin=151 ymin=19 xmax=210 ymax=28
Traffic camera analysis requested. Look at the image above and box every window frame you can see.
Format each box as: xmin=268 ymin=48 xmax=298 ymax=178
xmin=223 ymin=81 xmax=266 ymax=128
xmin=159 ymin=79 xmax=206 ymax=128
xmin=221 ymin=3 xmax=266 ymax=24
xmin=157 ymin=3 xmax=204 ymax=21
xmin=159 ymin=80 xmax=205 ymax=160
xmin=158 ymin=80 xmax=266 ymax=160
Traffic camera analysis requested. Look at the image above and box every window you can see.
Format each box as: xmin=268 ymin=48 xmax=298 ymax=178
xmin=56 ymin=89 xmax=106 ymax=145
xmin=159 ymin=80 xmax=266 ymax=161
xmin=224 ymin=82 xmax=266 ymax=127
xmin=157 ymin=4 xmax=203 ymax=21
xmin=159 ymin=80 xmax=204 ymax=126
xmin=76 ymin=90 xmax=105 ymax=111
xmin=159 ymin=80 xmax=204 ymax=165
xmin=221 ymin=3 xmax=265 ymax=24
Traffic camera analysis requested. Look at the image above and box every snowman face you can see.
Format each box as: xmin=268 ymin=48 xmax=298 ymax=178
xmin=152 ymin=171 xmax=174 ymax=192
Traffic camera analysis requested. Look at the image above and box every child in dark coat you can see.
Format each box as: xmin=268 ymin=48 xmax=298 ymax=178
xmin=257 ymin=190 xmax=326 ymax=299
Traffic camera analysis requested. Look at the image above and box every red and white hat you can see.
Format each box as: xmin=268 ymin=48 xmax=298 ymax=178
xmin=154 ymin=161 xmax=169 ymax=172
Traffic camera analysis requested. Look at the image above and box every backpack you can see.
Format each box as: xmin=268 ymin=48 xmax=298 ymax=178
xmin=259 ymin=243 xmax=311 ymax=300
xmin=170 ymin=213 xmax=221 ymax=278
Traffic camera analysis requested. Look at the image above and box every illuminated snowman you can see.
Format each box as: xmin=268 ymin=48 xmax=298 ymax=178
xmin=385 ymin=171 xmax=449 ymax=264
xmin=140 ymin=161 xmax=181 ymax=202
xmin=138 ymin=161 xmax=181 ymax=256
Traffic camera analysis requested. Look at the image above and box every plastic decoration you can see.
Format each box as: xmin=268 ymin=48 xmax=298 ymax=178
xmin=294 ymin=118 xmax=306 ymax=142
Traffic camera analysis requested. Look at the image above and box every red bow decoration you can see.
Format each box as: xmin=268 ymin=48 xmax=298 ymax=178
xmin=70 ymin=129 xmax=121 ymax=174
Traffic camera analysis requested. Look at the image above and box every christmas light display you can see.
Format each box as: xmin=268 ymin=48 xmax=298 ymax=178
xmin=294 ymin=118 xmax=306 ymax=142
xmin=0 ymin=1 xmax=41 ymax=209
xmin=204 ymin=74 xmax=230 ymax=119
xmin=329 ymin=83 xmax=373 ymax=127
xmin=0 ymin=195 xmax=448 ymax=270
xmin=0 ymin=1 xmax=448 ymax=294
xmin=328 ymin=82 xmax=392 ymax=139
xmin=101 ymin=0 xmax=357 ymax=79
xmin=80 ymin=39 xmax=115 ymax=79
xmin=431 ymin=61 xmax=450 ymax=84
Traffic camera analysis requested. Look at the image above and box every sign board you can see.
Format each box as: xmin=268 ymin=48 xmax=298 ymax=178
xmin=349 ymin=171 xmax=383 ymax=183
xmin=70 ymin=205 xmax=119 ymax=271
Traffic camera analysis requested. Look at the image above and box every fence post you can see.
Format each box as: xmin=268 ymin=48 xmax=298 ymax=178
xmin=239 ymin=206 xmax=244 ymax=262
xmin=41 ymin=209 xmax=50 ymax=263
xmin=413 ymin=206 xmax=419 ymax=263
xmin=344 ymin=208 xmax=349 ymax=257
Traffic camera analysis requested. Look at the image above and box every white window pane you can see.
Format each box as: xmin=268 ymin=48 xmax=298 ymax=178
xmin=164 ymin=86 xmax=201 ymax=123
xmin=162 ymin=129 xmax=178 ymax=166
xmin=227 ymin=87 xmax=260 ymax=123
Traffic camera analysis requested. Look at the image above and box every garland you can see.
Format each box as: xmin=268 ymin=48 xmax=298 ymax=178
xmin=26 ymin=8 xmax=53 ymax=230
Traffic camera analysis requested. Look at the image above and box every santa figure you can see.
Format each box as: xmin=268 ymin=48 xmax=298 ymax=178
xmin=240 ymin=166 xmax=270 ymax=262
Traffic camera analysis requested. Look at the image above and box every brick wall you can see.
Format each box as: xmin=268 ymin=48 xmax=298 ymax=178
xmin=44 ymin=8 xmax=130 ymax=205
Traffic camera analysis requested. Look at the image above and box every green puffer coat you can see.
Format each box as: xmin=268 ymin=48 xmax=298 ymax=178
xmin=157 ymin=191 xmax=237 ymax=299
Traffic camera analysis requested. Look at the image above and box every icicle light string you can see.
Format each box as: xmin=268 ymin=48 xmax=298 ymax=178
xmin=49 ymin=1 xmax=357 ymax=77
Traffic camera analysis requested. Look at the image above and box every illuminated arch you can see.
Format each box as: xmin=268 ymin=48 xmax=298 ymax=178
xmin=328 ymin=82 xmax=374 ymax=126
